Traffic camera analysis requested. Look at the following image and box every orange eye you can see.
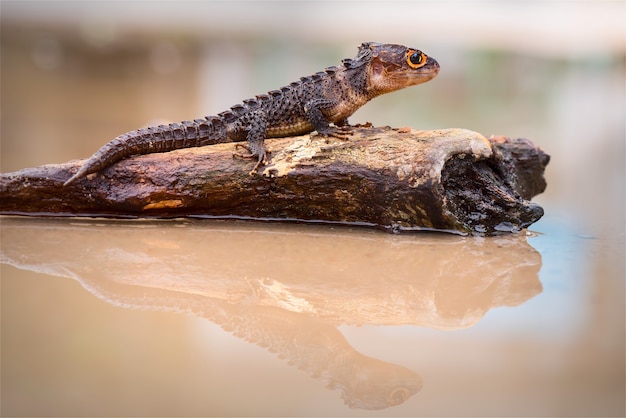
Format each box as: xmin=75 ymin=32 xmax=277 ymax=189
xmin=407 ymin=50 xmax=427 ymax=69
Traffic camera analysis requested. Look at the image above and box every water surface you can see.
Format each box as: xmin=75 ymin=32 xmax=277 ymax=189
xmin=1 ymin=215 xmax=623 ymax=416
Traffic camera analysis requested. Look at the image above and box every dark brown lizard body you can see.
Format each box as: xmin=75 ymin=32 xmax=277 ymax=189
xmin=64 ymin=42 xmax=439 ymax=185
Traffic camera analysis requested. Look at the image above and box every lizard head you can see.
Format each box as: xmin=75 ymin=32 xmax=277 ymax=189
xmin=350 ymin=42 xmax=440 ymax=97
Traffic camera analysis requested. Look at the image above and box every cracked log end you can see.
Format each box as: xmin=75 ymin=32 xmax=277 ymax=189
xmin=0 ymin=127 xmax=549 ymax=235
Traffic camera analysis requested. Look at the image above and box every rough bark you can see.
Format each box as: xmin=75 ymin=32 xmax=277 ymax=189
xmin=0 ymin=126 xmax=549 ymax=235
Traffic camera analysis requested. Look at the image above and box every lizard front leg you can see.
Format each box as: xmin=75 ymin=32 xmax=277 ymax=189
xmin=232 ymin=110 xmax=270 ymax=173
xmin=304 ymin=99 xmax=353 ymax=140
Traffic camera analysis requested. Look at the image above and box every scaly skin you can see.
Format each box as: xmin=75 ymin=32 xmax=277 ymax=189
xmin=64 ymin=42 xmax=440 ymax=186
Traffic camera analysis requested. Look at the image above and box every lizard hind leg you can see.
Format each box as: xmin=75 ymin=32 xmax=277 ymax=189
xmin=233 ymin=109 xmax=269 ymax=174
xmin=232 ymin=111 xmax=270 ymax=174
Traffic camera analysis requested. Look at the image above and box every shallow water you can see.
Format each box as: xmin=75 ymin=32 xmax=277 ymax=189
xmin=1 ymin=215 xmax=623 ymax=416
xmin=1 ymin=3 xmax=625 ymax=416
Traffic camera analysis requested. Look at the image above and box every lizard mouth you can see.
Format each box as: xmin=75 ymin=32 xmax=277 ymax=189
xmin=395 ymin=59 xmax=440 ymax=85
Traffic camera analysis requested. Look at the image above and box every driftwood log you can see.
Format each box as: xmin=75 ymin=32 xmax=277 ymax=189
xmin=0 ymin=127 xmax=549 ymax=235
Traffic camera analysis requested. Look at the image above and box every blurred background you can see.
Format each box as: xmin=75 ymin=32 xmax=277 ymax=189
xmin=2 ymin=1 xmax=624 ymax=233
xmin=1 ymin=1 xmax=624 ymax=416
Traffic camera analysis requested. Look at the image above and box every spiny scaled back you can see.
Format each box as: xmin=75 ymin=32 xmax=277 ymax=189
xmin=64 ymin=42 xmax=440 ymax=186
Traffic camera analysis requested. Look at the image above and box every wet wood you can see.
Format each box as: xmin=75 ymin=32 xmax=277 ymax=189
xmin=0 ymin=126 xmax=549 ymax=235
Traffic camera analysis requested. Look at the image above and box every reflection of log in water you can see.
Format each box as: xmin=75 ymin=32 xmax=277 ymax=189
xmin=1 ymin=218 xmax=543 ymax=409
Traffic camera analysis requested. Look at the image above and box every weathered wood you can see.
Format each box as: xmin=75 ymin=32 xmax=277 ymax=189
xmin=0 ymin=126 xmax=549 ymax=234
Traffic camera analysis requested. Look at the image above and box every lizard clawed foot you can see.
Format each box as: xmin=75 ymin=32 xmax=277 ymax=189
xmin=314 ymin=125 xmax=354 ymax=141
xmin=233 ymin=143 xmax=270 ymax=174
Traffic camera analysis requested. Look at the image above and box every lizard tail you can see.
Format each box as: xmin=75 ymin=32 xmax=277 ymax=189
xmin=63 ymin=118 xmax=225 ymax=186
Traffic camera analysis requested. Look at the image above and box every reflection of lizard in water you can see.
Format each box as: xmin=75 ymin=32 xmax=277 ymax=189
xmin=80 ymin=274 xmax=421 ymax=410
xmin=208 ymin=301 xmax=421 ymax=409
